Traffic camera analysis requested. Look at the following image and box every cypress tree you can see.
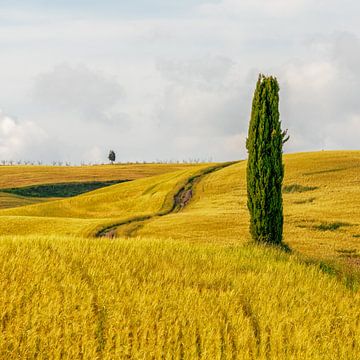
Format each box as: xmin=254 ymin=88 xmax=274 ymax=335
xmin=246 ymin=74 xmax=287 ymax=244
xmin=108 ymin=150 xmax=116 ymax=164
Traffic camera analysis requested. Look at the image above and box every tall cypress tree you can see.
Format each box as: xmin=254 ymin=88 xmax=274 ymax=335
xmin=246 ymin=74 xmax=286 ymax=244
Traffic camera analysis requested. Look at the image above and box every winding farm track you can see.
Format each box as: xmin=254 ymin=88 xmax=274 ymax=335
xmin=96 ymin=161 xmax=237 ymax=238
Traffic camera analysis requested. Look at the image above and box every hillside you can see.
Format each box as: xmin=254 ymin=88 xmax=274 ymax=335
xmin=131 ymin=151 xmax=360 ymax=268
xmin=0 ymin=163 xmax=196 ymax=189
xmin=0 ymin=163 xmax=196 ymax=209
xmin=1 ymin=151 xmax=358 ymax=268
xmin=0 ymin=164 xmax=217 ymax=237
xmin=0 ymin=151 xmax=360 ymax=358
xmin=0 ymin=191 xmax=52 ymax=209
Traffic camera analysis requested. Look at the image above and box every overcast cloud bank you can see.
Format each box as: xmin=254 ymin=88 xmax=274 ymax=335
xmin=0 ymin=0 xmax=359 ymax=163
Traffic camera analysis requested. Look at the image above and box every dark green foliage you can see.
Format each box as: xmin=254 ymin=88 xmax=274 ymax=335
xmin=283 ymin=184 xmax=318 ymax=193
xmin=302 ymin=258 xmax=359 ymax=291
xmin=336 ymin=249 xmax=359 ymax=258
xmin=319 ymin=262 xmax=337 ymax=276
xmin=336 ymin=248 xmax=357 ymax=254
xmin=108 ymin=150 xmax=116 ymax=164
xmin=2 ymin=180 xmax=129 ymax=198
xmin=246 ymin=74 xmax=285 ymax=244
xmin=319 ymin=260 xmax=359 ymax=292
xmin=304 ymin=167 xmax=347 ymax=176
xmin=313 ymin=222 xmax=351 ymax=231
xmin=293 ymin=197 xmax=316 ymax=204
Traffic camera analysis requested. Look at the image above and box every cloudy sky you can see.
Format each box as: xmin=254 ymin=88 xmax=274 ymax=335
xmin=0 ymin=0 xmax=359 ymax=163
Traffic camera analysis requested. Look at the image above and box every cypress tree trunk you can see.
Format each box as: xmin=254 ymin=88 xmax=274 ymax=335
xmin=246 ymin=74 xmax=284 ymax=244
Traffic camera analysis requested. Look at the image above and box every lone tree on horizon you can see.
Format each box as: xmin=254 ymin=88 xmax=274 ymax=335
xmin=108 ymin=150 xmax=116 ymax=164
xmin=246 ymin=74 xmax=288 ymax=245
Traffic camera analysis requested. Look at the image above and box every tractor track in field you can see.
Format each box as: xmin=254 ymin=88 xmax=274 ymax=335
xmin=96 ymin=161 xmax=237 ymax=239
xmin=48 ymin=244 xmax=107 ymax=357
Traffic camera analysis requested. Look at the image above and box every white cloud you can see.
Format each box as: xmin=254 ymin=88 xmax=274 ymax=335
xmin=223 ymin=132 xmax=247 ymax=159
xmin=199 ymin=0 xmax=308 ymax=17
xmin=279 ymin=32 xmax=360 ymax=152
xmin=85 ymin=146 xmax=105 ymax=163
xmin=156 ymin=56 xmax=245 ymax=136
xmin=0 ymin=2 xmax=359 ymax=163
xmin=0 ymin=110 xmax=47 ymax=160
xmin=33 ymin=63 xmax=125 ymax=124
xmin=158 ymin=56 xmax=235 ymax=90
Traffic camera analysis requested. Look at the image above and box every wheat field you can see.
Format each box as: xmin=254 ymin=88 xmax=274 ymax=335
xmin=131 ymin=151 xmax=360 ymax=268
xmin=0 ymin=163 xmax=195 ymax=189
xmin=1 ymin=236 xmax=359 ymax=359
xmin=0 ymin=163 xmax=196 ymax=210
xmin=0 ymin=151 xmax=359 ymax=359
xmin=0 ymin=164 xmax=212 ymax=237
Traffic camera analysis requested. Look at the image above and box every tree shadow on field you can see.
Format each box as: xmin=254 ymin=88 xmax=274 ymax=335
xmin=278 ymin=242 xmax=292 ymax=253
xmin=248 ymin=240 xmax=292 ymax=253
xmin=248 ymin=240 xmax=359 ymax=291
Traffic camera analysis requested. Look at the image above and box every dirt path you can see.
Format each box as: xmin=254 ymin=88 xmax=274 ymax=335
xmin=96 ymin=162 xmax=236 ymax=239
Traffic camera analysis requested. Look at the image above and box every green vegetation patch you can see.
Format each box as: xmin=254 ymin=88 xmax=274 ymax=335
xmin=294 ymin=197 xmax=316 ymax=204
xmin=2 ymin=180 xmax=130 ymax=198
xmin=336 ymin=249 xmax=357 ymax=255
xmin=283 ymin=184 xmax=318 ymax=193
xmin=336 ymin=249 xmax=360 ymax=259
xmin=313 ymin=222 xmax=352 ymax=231
xmin=301 ymin=258 xmax=360 ymax=291
xmin=303 ymin=167 xmax=347 ymax=176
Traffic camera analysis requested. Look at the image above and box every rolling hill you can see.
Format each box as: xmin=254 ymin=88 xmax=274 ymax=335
xmin=0 ymin=151 xmax=359 ymax=358
xmin=0 ymin=163 xmax=196 ymax=209
xmin=1 ymin=151 xmax=359 ymax=267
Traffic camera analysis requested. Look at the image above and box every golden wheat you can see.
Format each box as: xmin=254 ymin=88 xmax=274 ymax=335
xmin=0 ymin=163 xmax=197 ymax=211
xmin=0 ymin=151 xmax=359 ymax=268
xmin=1 ymin=151 xmax=360 ymax=358
xmin=130 ymin=151 xmax=360 ymax=269
xmin=0 ymin=235 xmax=359 ymax=359
xmin=0 ymin=163 xmax=196 ymax=189
xmin=0 ymin=165 xmax=211 ymax=237
xmin=0 ymin=192 xmax=52 ymax=209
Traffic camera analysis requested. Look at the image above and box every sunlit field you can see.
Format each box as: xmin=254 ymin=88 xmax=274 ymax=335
xmin=0 ymin=163 xmax=196 ymax=189
xmin=0 ymin=164 xmax=214 ymax=237
xmin=1 ymin=236 xmax=359 ymax=359
xmin=0 ymin=163 xmax=196 ymax=209
xmin=0 ymin=151 xmax=359 ymax=358
xmin=0 ymin=192 xmax=52 ymax=209
xmin=133 ymin=151 xmax=360 ymax=268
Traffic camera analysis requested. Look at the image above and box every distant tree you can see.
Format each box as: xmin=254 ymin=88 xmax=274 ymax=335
xmin=108 ymin=150 xmax=116 ymax=164
xmin=246 ymin=74 xmax=288 ymax=245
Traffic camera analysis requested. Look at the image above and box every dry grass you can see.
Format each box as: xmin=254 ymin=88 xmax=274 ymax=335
xmin=0 ymin=163 xmax=197 ymax=211
xmin=131 ymin=151 xmax=360 ymax=269
xmin=0 ymin=164 xmax=211 ymax=236
xmin=1 ymin=235 xmax=359 ymax=359
xmin=1 ymin=151 xmax=360 ymax=358
xmin=0 ymin=163 xmax=196 ymax=189
xmin=0 ymin=165 xmax=210 ymax=219
xmin=0 ymin=192 xmax=54 ymax=209
xmin=1 ymin=151 xmax=359 ymax=267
